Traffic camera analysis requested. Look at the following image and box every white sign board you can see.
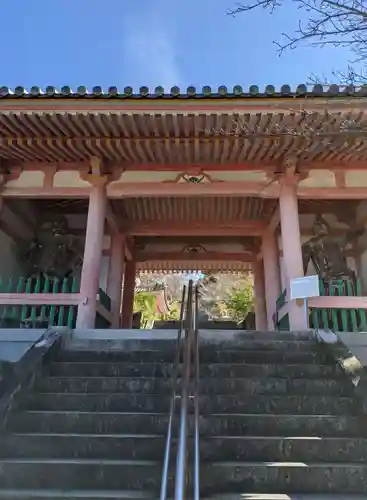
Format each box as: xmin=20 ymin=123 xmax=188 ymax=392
xmin=290 ymin=275 xmax=320 ymax=300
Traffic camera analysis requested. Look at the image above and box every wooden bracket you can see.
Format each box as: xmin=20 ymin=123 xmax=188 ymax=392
xmin=80 ymin=157 xmax=122 ymax=186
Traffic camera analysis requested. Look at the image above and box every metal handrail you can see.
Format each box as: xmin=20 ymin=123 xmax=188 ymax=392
xmin=160 ymin=285 xmax=187 ymax=500
xmin=193 ymin=285 xmax=200 ymax=500
xmin=174 ymin=279 xmax=194 ymax=500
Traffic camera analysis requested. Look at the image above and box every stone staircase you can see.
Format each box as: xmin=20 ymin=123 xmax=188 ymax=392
xmin=0 ymin=330 xmax=367 ymax=498
xmin=198 ymin=329 xmax=367 ymax=498
xmin=0 ymin=338 xmax=176 ymax=499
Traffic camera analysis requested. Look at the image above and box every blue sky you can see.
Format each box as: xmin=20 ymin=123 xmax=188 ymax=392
xmin=0 ymin=0 xmax=356 ymax=90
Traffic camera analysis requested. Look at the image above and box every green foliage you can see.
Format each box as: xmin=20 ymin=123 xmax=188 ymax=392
xmin=133 ymin=291 xmax=159 ymax=329
xmin=134 ymin=292 xmax=181 ymax=328
xmin=161 ymin=300 xmax=181 ymax=320
xmin=224 ymin=280 xmax=254 ymax=324
xmin=134 ymin=273 xmax=254 ymax=328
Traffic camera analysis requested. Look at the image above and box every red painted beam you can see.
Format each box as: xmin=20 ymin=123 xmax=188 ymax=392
xmin=135 ymin=251 xmax=254 ymax=262
xmin=128 ymin=221 xmax=266 ymax=237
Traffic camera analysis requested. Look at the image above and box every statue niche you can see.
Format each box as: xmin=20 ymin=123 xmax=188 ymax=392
xmin=302 ymin=214 xmax=362 ymax=294
xmin=20 ymin=215 xmax=84 ymax=281
xmin=15 ymin=215 xmax=84 ymax=328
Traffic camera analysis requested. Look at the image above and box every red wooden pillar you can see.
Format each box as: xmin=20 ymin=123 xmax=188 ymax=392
xmin=121 ymin=260 xmax=136 ymax=328
xmin=279 ymin=182 xmax=306 ymax=330
xmin=76 ymin=186 xmax=107 ymax=329
xmin=107 ymin=233 xmax=126 ymax=328
xmin=253 ymin=258 xmax=267 ymax=330
xmin=262 ymin=230 xmax=281 ymax=330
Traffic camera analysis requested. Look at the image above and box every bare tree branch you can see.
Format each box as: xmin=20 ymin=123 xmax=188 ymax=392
xmin=229 ymin=0 xmax=367 ymax=71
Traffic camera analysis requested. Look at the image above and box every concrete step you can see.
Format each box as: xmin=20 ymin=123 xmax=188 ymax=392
xmin=199 ymin=436 xmax=367 ymax=462
xmin=0 ymin=434 xmax=166 ymax=460
xmin=200 ymin=462 xmax=367 ymax=495
xmin=0 ymin=490 xmax=157 ymax=500
xmin=22 ymin=393 xmax=170 ymax=413
xmin=199 ymin=414 xmax=367 ymax=437
xmin=0 ymin=459 xmax=167 ymax=491
xmin=35 ymin=376 xmax=353 ymax=396
xmin=197 ymin=394 xmax=360 ymax=415
xmin=8 ymin=411 xmax=171 ymax=435
xmin=49 ymin=362 xmax=174 ymax=378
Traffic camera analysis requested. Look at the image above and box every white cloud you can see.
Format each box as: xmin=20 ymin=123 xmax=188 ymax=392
xmin=122 ymin=4 xmax=182 ymax=88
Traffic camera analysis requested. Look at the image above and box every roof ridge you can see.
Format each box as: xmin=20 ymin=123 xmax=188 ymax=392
xmin=0 ymin=83 xmax=366 ymax=99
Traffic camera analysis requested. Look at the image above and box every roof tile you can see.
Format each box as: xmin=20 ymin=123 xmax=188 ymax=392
xmin=0 ymin=84 xmax=366 ymax=99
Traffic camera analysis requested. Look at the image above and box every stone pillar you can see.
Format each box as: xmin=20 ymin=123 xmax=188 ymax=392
xmin=76 ymin=186 xmax=107 ymax=329
xmin=253 ymin=258 xmax=267 ymax=330
xmin=107 ymin=233 xmax=126 ymax=328
xmin=262 ymin=230 xmax=281 ymax=330
xmin=279 ymin=182 xmax=306 ymax=330
xmin=121 ymin=260 xmax=136 ymax=328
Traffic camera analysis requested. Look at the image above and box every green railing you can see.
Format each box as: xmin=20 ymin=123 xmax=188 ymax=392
xmin=0 ymin=276 xmax=112 ymax=329
xmin=275 ymin=288 xmax=289 ymax=331
xmin=0 ymin=276 xmax=78 ymax=328
xmin=275 ymin=278 xmax=367 ymax=332
xmin=98 ymin=288 xmax=112 ymax=312
xmin=311 ymin=279 xmax=367 ymax=333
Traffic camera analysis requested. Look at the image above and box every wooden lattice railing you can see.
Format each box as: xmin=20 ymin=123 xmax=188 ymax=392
xmin=0 ymin=276 xmax=112 ymax=328
xmin=276 ymin=278 xmax=367 ymax=332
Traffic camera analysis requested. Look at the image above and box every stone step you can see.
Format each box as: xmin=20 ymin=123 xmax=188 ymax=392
xmin=198 ymin=394 xmax=359 ymax=415
xmin=8 ymin=490 xmax=364 ymax=500
xmin=64 ymin=336 xmax=316 ymax=352
xmin=35 ymin=376 xmax=353 ymax=396
xmin=199 ymin=436 xmax=367 ymax=462
xmin=199 ymin=330 xmax=314 ymax=342
xmin=49 ymin=362 xmax=174 ymax=378
xmin=14 ymin=411 xmax=365 ymax=438
xmin=201 ymin=363 xmax=343 ymax=379
xmin=4 ymin=459 xmax=366 ymax=495
xmin=199 ymin=377 xmax=353 ymax=396
xmin=0 ymin=490 xmax=158 ymax=500
xmin=63 ymin=339 xmax=177 ymax=352
xmin=35 ymin=377 xmax=173 ymax=394
xmin=199 ymin=350 xmax=333 ymax=365
xmin=55 ymin=350 xmax=178 ymax=363
xmin=0 ymin=459 xmax=167 ymax=491
xmin=49 ymin=361 xmax=342 ymax=379
xmin=206 ymin=494 xmax=367 ymax=499
xmin=200 ymin=462 xmax=367 ymax=495
xmin=199 ymin=340 xmax=319 ymax=352
xmin=0 ymin=434 xmax=166 ymax=460
xmin=22 ymin=393 xmax=170 ymax=413
xmin=8 ymin=411 xmax=171 ymax=435
xmin=22 ymin=393 xmax=359 ymax=415
xmin=6 ymin=433 xmax=365 ymax=463
xmin=55 ymin=349 xmax=332 ymax=365
xmin=0 ymin=490 xmax=157 ymax=500
xmin=199 ymin=414 xmax=367 ymax=437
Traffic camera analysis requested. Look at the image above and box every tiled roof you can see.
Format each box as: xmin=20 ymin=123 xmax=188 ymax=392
xmin=0 ymin=84 xmax=366 ymax=99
